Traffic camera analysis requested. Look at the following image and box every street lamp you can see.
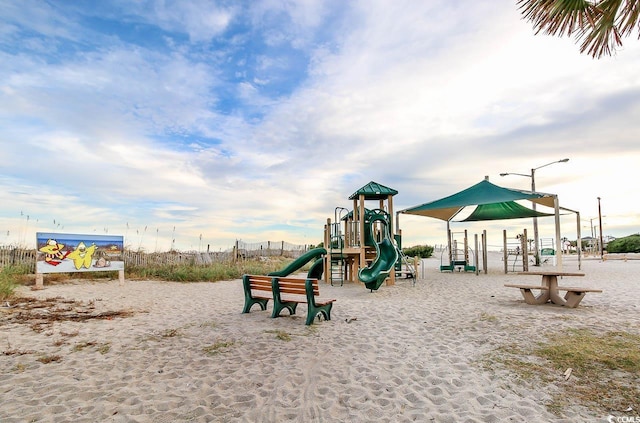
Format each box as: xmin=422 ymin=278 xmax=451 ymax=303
xmin=500 ymin=158 xmax=569 ymax=266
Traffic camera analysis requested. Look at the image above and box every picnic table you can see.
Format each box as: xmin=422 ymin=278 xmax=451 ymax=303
xmin=505 ymin=271 xmax=602 ymax=308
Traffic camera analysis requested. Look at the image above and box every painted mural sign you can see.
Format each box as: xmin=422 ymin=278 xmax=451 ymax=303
xmin=36 ymin=232 xmax=124 ymax=274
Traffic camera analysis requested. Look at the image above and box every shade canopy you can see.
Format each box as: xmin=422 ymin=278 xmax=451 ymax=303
xmin=461 ymin=201 xmax=555 ymax=222
xmin=400 ymin=179 xmax=556 ymax=222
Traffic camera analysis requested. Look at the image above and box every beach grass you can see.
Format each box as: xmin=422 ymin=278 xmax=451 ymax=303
xmin=0 ymin=265 xmax=23 ymax=300
xmin=202 ymin=340 xmax=236 ymax=355
xmin=535 ymin=330 xmax=640 ymax=413
xmin=0 ymin=257 xmax=294 ymax=299
xmin=490 ymin=329 xmax=640 ymax=414
xmin=266 ymin=329 xmax=292 ymax=341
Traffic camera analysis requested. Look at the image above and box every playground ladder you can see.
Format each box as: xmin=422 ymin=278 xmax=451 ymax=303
xmin=329 ymin=207 xmax=347 ymax=286
xmin=396 ymin=248 xmax=417 ymax=286
xmin=330 ymin=255 xmax=344 ymax=286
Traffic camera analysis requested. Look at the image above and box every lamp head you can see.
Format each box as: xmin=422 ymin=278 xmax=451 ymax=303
xmin=559 ymin=158 xmax=569 ymax=163
xmin=499 ymin=173 xmax=508 ymax=177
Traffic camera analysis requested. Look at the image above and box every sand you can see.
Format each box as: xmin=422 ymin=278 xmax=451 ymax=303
xmin=1 ymin=253 xmax=638 ymax=422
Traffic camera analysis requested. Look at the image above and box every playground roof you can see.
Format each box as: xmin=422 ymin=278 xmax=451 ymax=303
xmin=349 ymin=181 xmax=398 ymax=200
xmin=399 ymin=178 xmax=557 ymax=221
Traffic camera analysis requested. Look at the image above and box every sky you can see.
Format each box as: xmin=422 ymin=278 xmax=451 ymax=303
xmin=1 ymin=0 xmax=639 ymax=253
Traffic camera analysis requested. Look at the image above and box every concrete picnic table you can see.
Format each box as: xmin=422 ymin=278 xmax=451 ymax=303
xmin=504 ymin=270 xmax=601 ymax=308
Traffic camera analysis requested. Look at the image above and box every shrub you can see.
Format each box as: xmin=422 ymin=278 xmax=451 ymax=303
xmin=606 ymin=234 xmax=640 ymax=253
xmin=0 ymin=265 xmax=24 ymax=300
xmin=402 ymin=244 xmax=434 ymax=258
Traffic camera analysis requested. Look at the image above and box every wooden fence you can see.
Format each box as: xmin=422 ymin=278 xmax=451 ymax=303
xmin=0 ymin=241 xmax=311 ymax=272
xmin=0 ymin=246 xmax=36 ymax=270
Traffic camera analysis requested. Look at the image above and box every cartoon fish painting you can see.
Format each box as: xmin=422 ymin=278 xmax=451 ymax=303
xmin=39 ymin=239 xmax=70 ymax=266
xmin=67 ymin=241 xmax=97 ymax=270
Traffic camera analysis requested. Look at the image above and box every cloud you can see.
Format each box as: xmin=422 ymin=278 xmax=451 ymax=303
xmin=1 ymin=0 xmax=639 ymax=252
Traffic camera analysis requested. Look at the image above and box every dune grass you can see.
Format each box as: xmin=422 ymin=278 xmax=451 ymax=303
xmin=0 ymin=265 xmax=27 ymax=300
xmin=0 ymin=257 xmax=296 ymax=300
xmin=490 ymin=329 xmax=640 ymax=415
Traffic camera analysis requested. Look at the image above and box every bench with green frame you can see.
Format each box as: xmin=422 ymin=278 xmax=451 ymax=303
xmin=242 ymin=275 xmax=336 ymax=325
xmin=242 ymin=274 xmax=273 ymax=313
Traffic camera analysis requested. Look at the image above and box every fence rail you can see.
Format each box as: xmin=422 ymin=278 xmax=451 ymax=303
xmin=0 ymin=241 xmax=311 ymax=272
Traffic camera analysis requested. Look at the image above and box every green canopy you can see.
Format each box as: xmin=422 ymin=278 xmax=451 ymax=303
xmin=398 ymin=178 xmax=582 ymax=270
xmin=399 ymin=179 xmax=556 ymax=221
xmin=461 ymin=201 xmax=555 ymax=222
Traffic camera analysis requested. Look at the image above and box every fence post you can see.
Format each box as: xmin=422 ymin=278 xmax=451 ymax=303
xmin=281 ymin=241 xmax=284 ymax=256
xmin=503 ymin=230 xmax=508 ymax=274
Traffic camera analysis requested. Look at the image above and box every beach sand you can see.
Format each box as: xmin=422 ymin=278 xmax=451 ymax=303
xmin=1 ymin=253 xmax=638 ymax=422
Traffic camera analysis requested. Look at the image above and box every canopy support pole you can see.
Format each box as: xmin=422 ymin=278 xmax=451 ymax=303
xmin=554 ymin=195 xmax=563 ymax=269
xmin=559 ymin=206 xmax=582 ymax=270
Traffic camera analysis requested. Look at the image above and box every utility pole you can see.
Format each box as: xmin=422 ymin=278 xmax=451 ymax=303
xmin=598 ymin=197 xmax=604 ymax=260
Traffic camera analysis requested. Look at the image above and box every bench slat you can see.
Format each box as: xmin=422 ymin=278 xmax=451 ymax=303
xmin=277 ymin=278 xmax=320 ymax=295
xmin=249 ymin=280 xmax=271 ymax=289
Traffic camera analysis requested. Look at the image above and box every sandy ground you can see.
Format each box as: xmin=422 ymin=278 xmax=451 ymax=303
xmin=1 ymin=253 xmax=638 ymax=422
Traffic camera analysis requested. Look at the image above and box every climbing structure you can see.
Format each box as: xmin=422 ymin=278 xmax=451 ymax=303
xmin=323 ymin=181 xmax=400 ymax=288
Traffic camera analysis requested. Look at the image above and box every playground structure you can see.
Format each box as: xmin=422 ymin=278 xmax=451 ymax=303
xmin=323 ymin=181 xmax=416 ymax=290
xmin=502 ymin=229 xmax=558 ymax=273
xmin=503 ymin=229 xmax=529 ymax=273
xmin=439 ymin=229 xmax=483 ymax=273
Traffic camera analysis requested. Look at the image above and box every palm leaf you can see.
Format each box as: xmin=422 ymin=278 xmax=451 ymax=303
xmin=517 ymin=0 xmax=640 ymax=58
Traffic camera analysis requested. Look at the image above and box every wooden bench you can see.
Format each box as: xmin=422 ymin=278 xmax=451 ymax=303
xmin=242 ymin=275 xmax=336 ymax=325
xmin=242 ymin=274 xmax=273 ymax=313
xmin=272 ymin=277 xmax=336 ymax=325
xmin=504 ymin=283 xmax=602 ymax=308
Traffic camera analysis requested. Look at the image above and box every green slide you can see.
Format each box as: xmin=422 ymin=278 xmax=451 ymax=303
xmin=268 ymin=247 xmax=327 ymax=278
xmin=358 ymin=213 xmax=399 ymax=291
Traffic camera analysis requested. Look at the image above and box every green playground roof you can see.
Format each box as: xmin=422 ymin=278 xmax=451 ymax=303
xmin=349 ymin=181 xmax=398 ymax=200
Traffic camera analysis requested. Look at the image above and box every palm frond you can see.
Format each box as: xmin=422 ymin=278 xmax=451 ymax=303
xmin=616 ymin=0 xmax=640 ymax=36
xmin=517 ymin=0 xmax=598 ymax=37
xmin=517 ymin=0 xmax=640 ymax=58
xmin=577 ymin=0 xmax=624 ymax=57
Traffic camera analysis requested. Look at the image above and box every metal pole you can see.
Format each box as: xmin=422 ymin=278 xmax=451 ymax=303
xmin=531 ymin=168 xmax=540 ymax=266
xmin=598 ymin=197 xmax=604 ymax=260
xmin=500 ymin=158 xmax=568 ymax=266
xmin=576 ymin=211 xmax=582 ymax=270
xmin=554 ymin=195 xmax=563 ymax=269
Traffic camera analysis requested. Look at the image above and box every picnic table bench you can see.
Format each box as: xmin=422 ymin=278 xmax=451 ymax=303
xmin=505 ymin=271 xmax=602 ymax=308
xmin=242 ymin=274 xmax=336 ymax=325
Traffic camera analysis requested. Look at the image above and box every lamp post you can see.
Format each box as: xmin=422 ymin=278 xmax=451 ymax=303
xmin=500 ymin=158 xmax=569 ymax=266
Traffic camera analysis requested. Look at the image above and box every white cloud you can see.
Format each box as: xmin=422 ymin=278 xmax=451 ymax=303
xmin=1 ymin=0 xmax=639 ymax=252
xmin=142 ymin=0 xmax=236 ymax=43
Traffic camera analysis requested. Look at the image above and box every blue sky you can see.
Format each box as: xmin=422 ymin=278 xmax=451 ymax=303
xmin=1 ymin=0 xmax=639 ymax=252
